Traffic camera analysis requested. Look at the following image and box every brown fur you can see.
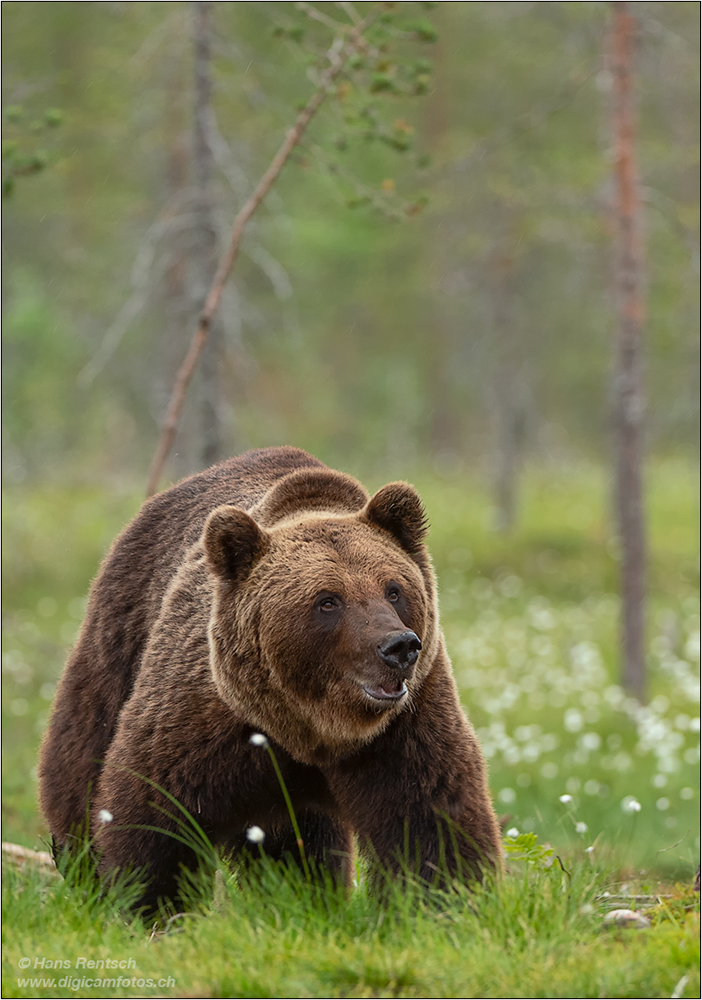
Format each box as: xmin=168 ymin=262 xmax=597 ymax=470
xmin=39 ymin=447 xmax=501 ymax=909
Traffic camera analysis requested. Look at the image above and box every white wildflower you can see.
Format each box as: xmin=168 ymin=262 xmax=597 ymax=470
xmin=505 ymin=827 xmax=520 ymax=839
xmin=246 ymin=825 xmax=265 ymax=844
xmin=579 ymin=732 xmax=602 ymax=752
xmin=563 ymin=709 xmax=583 ymax=733
xmin=621 ymin=796 xmax=642 ymax=813
xmin=575 ymin=821 xmax=588 ymax=834
xmin=559 ymin=794 xmax=573 ymax=804
xmin=249 ymin=733 xmax=269 ymax=748
xmin=98 ymin=809 xmax=113 ymax=824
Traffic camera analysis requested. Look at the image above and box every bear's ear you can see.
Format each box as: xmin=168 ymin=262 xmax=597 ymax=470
xmin=363 ymin=483 xmax=429 ymax=553
xmin=203 ymin=506 xmax=270 ymax=584
xmin=252 ymin=468 xmax=368 ymax=526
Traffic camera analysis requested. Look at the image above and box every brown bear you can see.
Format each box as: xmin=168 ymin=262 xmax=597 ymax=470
xmin=39 ymin=447 xmax=500 ymax=910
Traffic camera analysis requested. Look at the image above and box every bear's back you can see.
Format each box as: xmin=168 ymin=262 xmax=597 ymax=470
xmin=93 ymin=446 xmax=327 ymax=654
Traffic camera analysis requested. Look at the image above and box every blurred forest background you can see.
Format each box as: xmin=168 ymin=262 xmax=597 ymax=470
xmin=2 ymin=2 xmax=699 ymax=877
xmin=3 ymin=1 xmax=699 ymax=482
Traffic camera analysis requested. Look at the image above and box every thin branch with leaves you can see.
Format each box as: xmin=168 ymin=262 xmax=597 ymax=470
xmin=146 ymin=4 xmax=382 ymax=497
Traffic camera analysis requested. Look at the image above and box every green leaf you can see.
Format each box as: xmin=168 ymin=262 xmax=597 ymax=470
xmin=407 ymin=19 xmax=438 ymax=43
xmin=43 ymin=109 xmax=62 ymax=127
xmin=369 ymin=74 xmax=396 ymax=95
xmin=386 ymin=134 xmax=411 ymax=153
xmin=503 ymin=832 xmax=556 ymax=872
xmin=30 ymin=151 xmax=48 ymax=171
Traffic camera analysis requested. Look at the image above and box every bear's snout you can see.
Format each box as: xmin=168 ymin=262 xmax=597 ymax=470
xmin=377 ymin=630 xmax=421 ymax=675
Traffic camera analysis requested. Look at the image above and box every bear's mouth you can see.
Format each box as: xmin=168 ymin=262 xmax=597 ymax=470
xmin=362 ymin=679 xmax=407 ymax=702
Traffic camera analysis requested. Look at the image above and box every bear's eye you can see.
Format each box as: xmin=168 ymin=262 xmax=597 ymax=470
xmin=386 ymin=584 xmax=401 ymax=603
xmin=315 ymin=593 xmax=342 ymax=613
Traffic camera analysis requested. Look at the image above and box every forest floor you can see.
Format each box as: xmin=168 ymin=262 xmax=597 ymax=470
xmin=2 ymin=459 xmax=699 ymax=998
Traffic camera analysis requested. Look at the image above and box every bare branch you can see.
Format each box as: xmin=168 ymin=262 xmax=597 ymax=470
xmin=146 ymin=5 xmax=381 ymax=496
xmin=211 ymin=37 xmax=244 ymax=63
xmin=2 ymin=841 xmax=56 ymax=873
xmin=207 ymin=110 xmax=288 ymax=216
xmin=205 ymin=107 xmax=250 ymax=202
xmin=335 ymin=2 xmax=363 ymax=27
xmin=247 ymin=244 xmax=294 ymax=301
xmin=130 ymin=9 xmax=187 ymax=68
xmin=305 ymin=33 xmax=346 ymax=89
xmin=218 ymin=281 xmax=245 ymax=356
xmin=78 ymin=201 xmax=190 ymax=386
xmin=296 ymin=1 xmax=347 ymax=31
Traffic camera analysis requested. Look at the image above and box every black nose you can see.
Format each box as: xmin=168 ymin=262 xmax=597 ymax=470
xmin=377 ymin=630 xmax=422 ymax=672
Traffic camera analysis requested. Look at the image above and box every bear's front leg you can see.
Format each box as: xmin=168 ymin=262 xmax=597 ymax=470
xmin=93 ymin=791 xmax=198 ymax=915
xmin=325 ymin=653 xmax=501 ymax=886
xmin=92 ymin=721 xmax=225 ymax=914
xmin=91 ymin=682 xmax=289 ymax=913
xmin=250 ymin=810 xmax=354 ymax=886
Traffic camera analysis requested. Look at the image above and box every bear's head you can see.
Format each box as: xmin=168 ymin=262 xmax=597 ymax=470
xmin=202 ymin=468 xmax=440 ymax=764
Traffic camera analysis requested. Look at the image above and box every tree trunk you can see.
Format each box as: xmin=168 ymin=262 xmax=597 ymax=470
xmin=163 ymin=134 xmax=193 ymax=480
xmin=610 ymin=1 xmax=647 ymax=701
xmin=192 ymin=0 xmax=222 ymax=468
xmin=146 ymin=7 xmax=381 ymax=495
xmin=491 ymin=242 xmax=524 ymax=533
xmin=156 ymin=28 xmax=193 ymax=480
xmin=424 ymin=13 xmax=460 ymax=465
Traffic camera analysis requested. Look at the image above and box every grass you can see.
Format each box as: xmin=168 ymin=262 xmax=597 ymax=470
xmin=2 ymin=457 xmax=699 ymax=997
xmin=2 ymin=847 xmax=699 ymax=998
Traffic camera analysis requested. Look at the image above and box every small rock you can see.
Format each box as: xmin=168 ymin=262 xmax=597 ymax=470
xmin=603 ymin=908 xmax=651 ymax=930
